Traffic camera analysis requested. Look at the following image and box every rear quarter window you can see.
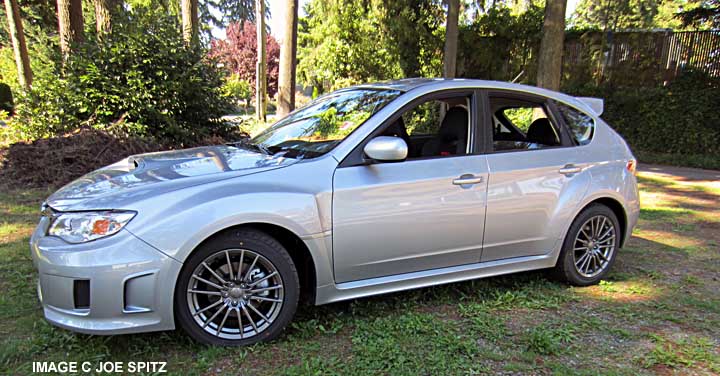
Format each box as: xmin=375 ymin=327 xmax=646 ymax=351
xmin=557 ymin=103 xmax=595 ymax=146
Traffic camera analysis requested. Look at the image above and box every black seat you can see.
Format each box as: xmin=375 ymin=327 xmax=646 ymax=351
xmin=421 ymin=107 xmax=468 ymax=157
xmin=381 ymin=117 xmax=412 ymax=155
xmin=526 ymin=118 xmax=559 ymax=146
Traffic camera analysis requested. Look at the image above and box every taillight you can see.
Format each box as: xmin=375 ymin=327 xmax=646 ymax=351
xmin=626 ymin=159 xmax=637 ymax=175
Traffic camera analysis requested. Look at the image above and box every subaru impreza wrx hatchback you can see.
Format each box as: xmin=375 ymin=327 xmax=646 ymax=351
xmin=31 ymin=79 xmax=639 ymax=345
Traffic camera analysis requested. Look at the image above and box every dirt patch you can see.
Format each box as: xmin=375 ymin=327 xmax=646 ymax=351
xmin=0 ymin=129 xmax=237 ymax=189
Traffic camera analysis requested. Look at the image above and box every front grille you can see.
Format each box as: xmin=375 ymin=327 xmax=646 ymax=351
xmin=73 ymin=280 xmax=90 ymax=309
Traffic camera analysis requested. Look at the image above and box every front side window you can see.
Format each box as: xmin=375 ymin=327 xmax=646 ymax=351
xmin=556 ymin=103 xmax=594 ymax=145
xmin=251 ymin=88 xmax=401 ymax=159
xmin=490 ymin=97 xmax=562 ymax=152
xmin=379 ymin=95 xmax=471 ymax=159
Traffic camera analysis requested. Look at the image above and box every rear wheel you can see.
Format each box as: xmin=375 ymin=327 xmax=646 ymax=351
xmin=552 ymin=204 xmax=620 ymax=286
xmin=175 ymin=229 xmax=299 ymax=346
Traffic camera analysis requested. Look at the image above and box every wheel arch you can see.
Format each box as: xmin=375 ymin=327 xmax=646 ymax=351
xmin=185 ymin=222 xmax=318 ymax=304
xmin=577 ymin=196 xmax=628 ymax=247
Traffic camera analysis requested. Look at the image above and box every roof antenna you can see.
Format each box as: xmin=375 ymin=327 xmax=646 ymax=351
xmin=511 ymin=70 xmax=524 ymax=83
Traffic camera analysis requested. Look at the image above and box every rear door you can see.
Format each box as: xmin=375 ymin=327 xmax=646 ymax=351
xmin=480 ymin=91 xmax=592 ymax=262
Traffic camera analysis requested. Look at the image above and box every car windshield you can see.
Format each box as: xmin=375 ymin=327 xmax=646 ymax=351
xmin=248 ymin=88 xmax=402 ymax=159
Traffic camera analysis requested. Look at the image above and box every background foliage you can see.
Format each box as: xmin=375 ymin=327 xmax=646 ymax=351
xmin=5 ymin=9 xmax=235 ymax=144
xmin=0 ymin=0 xmax=717 ymax=172
xmin=567 ymin=71 xmax=720 ymax=166
xmin=209 ymin=21 xmax=280 ymax=98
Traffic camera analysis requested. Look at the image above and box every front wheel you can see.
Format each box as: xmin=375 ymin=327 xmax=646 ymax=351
xmin=552 ymin=204 xmax=620 ymax=286
xmin=175 ymin=229 xmax=300 ymax=346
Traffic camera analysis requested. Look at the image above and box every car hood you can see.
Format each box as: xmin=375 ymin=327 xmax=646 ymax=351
xmin=46 ymin=145 xmax=297 ymax=211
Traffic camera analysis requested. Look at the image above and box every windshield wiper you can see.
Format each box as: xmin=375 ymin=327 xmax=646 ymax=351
xmin=227 ymin=139 xmax=271 ymax=155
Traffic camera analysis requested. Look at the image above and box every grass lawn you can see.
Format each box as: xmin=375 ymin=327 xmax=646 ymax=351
xmin=1 ymin=166 xmax=718 ymax=375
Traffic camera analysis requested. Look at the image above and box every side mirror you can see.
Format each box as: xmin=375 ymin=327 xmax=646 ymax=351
xmin=363 ymin=136 xmax=408 ymax=163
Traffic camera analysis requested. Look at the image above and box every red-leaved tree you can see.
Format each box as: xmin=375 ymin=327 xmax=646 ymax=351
xmin=209 ymin=21 xmax=280 ymax=97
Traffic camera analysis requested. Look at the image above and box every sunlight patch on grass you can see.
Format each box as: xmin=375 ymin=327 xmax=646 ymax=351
xmin=0 ymin=222 xmax=34 ymax=244
xmin=575 ymin=279 xmax=663 ymax=303
xmin=637 ymin=173 xmax=720 ymax=197
xmin=638 ymin=190 xmax=674 ymax=209
xmin=635 ymin=229 xmax=706 ymax=250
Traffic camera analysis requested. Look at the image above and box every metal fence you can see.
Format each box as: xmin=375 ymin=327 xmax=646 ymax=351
xmin=563 ymin=30 xmax=720 ymax=87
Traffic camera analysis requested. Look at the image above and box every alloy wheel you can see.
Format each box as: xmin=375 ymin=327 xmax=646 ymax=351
xmin=186 ymin=248 xmax=284 ymax=340
xmin=572 ymin=215 xmax=616 ymax=278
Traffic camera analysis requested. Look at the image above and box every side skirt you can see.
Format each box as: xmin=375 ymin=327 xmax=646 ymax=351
xmin=314 ymin=253 xmax=557 ymax=305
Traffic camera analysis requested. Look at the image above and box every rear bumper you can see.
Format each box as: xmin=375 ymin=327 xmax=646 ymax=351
xmin=30 ymin=222 xmax=182 ymax=335
xmin=624 ymin=175 xmax=641 ymax=247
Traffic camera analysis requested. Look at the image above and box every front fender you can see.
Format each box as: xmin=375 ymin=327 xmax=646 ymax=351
xmin=135 ymin=192 xmax=324 ymax=262
xmin=124 ymin=158 xmax=336 ymax=263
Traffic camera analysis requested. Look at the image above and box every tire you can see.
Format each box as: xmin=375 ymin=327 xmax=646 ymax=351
xmin=551 ymin=204 xmax=621 ymax=286
xmin=175 ymin=228 xmax=300 ymax=346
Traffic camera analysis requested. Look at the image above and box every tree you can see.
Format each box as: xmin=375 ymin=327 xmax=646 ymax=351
xmin=297 ymin=0 xmax=404 ymax=90
xmin=208 ymin=21 xmax=280 ymax=96
xmin=255 ymin=0 xmax=266 ymax=120
xmin=536 ymin=0 xmax=566 ymax=90
xmin=383 ymin=0 xmax=444 ymax=78
xmin=443 ymin=0 xmax=460 ymax=78
xmin=4 ymin=0 xmax=32 ymax=90
xmin=57 ymin=0 xmax=85 ymax=58
xmin=677 ymin=0 xmax=720 ymax=28
xmin=199 ymin=0 xmax=255 ymax=31
xmin=182 ymin=0 xmax=199 ymax=46
xmin=5 ymin=0 xmax=32 ymax=90
xmin=94 ymin=0 xmax=118 ymax=34
xmin=458 ymin=5 xmax=544 ymax=81
xmin=0 ymin=0 xmax=57 ymax=39
xmin=572 ymin=0 xmax=661 ymax=30
xmin=277 ymin=0 xmax=298 ymax=116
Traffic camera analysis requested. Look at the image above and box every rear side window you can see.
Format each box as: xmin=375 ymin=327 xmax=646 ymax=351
xmin=557 ymin=103 xmax=594 ymax=146
xmin=489 ymin=96 xmax=562 ymax=152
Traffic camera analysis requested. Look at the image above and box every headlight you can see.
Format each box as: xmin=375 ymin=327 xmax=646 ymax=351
xmin=48 ymin=211 xmax=136 ymax=243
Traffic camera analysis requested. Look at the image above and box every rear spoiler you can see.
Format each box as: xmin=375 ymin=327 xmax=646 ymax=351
xmin=576 ymin=97 xmax=604 ymax=116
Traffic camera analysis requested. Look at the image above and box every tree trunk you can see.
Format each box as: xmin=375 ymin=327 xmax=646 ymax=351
xmin=536 ymin=0 xmax=567 ymax=90
xmin=255 ymin=0 xmax=267 ymax=121
xmin=277 ymin=0 xmax=298 ymax=117
xmin=57 ymin=0 xmax=84 ymax=58
xmin=4 ymin=0 xmax=32 ymax=90
xmin=181 ymin=0 xmax=199 ymax=46
xmin=443 ymin=0 xmax=460 ymax=78
xmin=94 ymin=0 xmax=117 ymax=34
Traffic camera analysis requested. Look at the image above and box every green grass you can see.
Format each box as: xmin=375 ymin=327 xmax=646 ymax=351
xmin=1 ymin=168 xmax=719 ymax=375
xmin=523 ymin=323 xmax=576 ymax=355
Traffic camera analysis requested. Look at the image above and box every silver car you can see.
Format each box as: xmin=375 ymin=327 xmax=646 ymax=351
xmin=31 ymin=79 xmax=639 ymax=346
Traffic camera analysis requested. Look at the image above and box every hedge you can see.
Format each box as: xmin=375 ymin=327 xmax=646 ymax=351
xmin=566 ymin=72 xmax=720 ymax=169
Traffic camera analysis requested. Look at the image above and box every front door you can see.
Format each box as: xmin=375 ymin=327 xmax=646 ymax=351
xmin=332 ymin=92 xmax=489 ymax=283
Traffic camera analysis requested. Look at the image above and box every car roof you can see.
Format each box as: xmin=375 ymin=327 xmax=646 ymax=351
xmin=340 ymin=78 xmax=597 ymax=116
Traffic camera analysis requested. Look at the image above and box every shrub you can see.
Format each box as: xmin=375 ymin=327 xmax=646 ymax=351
xmin=10 ymin=11 xmax=236 ymax=144
xmin=222 ymin=73 xmax=252 ymax=109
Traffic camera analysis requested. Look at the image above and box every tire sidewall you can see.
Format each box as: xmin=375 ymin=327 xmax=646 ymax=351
xmin=560 ymin=205 xmax=621 ymax=286
xmin=175 ymin=229 xmax=300 ymax=346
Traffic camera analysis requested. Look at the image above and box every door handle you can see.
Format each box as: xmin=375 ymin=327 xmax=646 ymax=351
xmin=559 ymin=164 xmax=582 ymax=176
xmin=452 ymin=174 xmax=484 ymax=186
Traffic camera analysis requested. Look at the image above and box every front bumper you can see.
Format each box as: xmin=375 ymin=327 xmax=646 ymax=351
xmin=30 ymin=219 xmax=183 ymax=335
